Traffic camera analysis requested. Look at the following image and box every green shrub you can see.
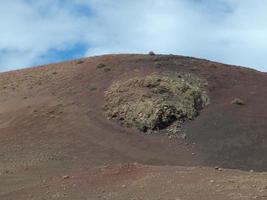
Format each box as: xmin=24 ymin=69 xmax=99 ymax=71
xmin=103 ymin=72 xmax=209 ymax=137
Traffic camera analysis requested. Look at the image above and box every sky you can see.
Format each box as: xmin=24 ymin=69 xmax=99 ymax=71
xmin=0 ymin=0 xmax=267 ymax=72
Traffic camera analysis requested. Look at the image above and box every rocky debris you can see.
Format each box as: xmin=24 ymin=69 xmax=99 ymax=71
xmin=214 ymin=166 xmax=223 ymax=171
xmin=103 ymin=72 xmax=209 ymax=138
xmin=62 ymin=175 xmax=70 ymax=179
xmin=231 ymin=98 xmax=245 ymax=105
xmin=103 ymin=67 xmax=111 ymax=72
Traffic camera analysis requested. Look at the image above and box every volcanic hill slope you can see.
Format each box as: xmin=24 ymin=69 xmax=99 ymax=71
xmin=1 ymin=54 xmax=267 ymax=199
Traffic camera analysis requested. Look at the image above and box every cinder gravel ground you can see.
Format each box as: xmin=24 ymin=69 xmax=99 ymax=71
xmin=1 ymin=54 xmax=267 ymax=199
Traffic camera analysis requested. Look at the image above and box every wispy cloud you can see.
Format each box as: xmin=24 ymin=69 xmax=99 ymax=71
xmin=1 ymin=0 xmax=267 ymax=72
xmin=0 ymin=0 xmax=89 ymax=71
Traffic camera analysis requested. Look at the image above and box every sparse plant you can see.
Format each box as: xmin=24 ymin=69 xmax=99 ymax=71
xmin=76 ymin=60 xmax=84 ymax=64
xmin=155 ymin=62 xmax=162 ymax=68
xmin=231 ymin=98 xmax=245 ymax=105
xmin=149 ymin=51 xmax=156 ymax=56
xmin=97 ymin=63 xmax=106 ymax=69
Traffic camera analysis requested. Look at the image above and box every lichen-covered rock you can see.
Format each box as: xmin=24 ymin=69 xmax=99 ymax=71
xmin=103 ymin=73 xmax=209 ymax=137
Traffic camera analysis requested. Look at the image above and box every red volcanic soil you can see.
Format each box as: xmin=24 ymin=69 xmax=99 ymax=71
xmin=1 ymin=54 xmax=267 ymax=199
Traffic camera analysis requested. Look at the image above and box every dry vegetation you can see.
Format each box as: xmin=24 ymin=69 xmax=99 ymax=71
xmin=231 ymin=98 xmax=245 ymax=105
xmin=104 ymin=72 xmax=209 ymax=137
xmin=0 ymin=69 xmax=58 ymax=92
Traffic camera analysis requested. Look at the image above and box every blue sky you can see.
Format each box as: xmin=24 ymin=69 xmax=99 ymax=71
xmin=1 ymin=0 xmax=267 ymax=72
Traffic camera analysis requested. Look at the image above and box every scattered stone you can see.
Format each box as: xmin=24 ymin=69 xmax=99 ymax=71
xmin=214 ymin=166 xmax=223 ymax=171
xmin=228 ymin=179 xmax=235 ymax=183
xmin=180 ymin=133 xmax=187 ymax=140
xmin=168 ymin=135 xmax=175 ymax=139
xmin=101 ymin=189 xmax=105 ymax=193
xmin=62 ymin=175 xmax=70 ymax=179
xmin=191 ymin=153 xmax=196 ymax=156
xmin=90 ymin=86 xmax=97 ymax=91
xmin=103 ymin=67 xmax=111 ymax=72
xmin=231 ymin=98 xmax=245 ymax=105
xmin=250 ymin=169 xmax=254 ymax=173
xmin=121 ymin=184 xmax=126 ymax=188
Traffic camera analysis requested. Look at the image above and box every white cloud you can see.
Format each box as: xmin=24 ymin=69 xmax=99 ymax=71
xmin=0 ymin=0 xmax=88 ymax=71
xmin=1 ymin=0 xmax=267 ymax=72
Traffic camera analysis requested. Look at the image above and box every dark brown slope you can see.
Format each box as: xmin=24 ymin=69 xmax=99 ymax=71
xmin=1 ymin=54 xmax=267 ymax=172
